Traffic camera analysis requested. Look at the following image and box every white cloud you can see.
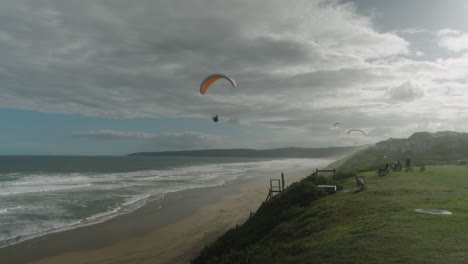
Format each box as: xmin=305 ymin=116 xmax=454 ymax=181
xmin=438 ymin=33 xmax=468 ymax=52
xmin=415 ymin=51 xmax=424 ymax=57
xmin=386 ymin=81 xmax=425 ymax=102
xmin=393 ymin=28 xmax=428 ymax=35
xmin=436 ymin=28 xmax=461 ymax=37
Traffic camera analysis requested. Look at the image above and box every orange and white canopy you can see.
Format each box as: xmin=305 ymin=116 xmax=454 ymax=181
xmin=200 ymin=74 xmax=237 ymax=95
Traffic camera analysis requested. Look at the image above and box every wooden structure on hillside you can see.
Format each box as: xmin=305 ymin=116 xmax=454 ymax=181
xmin=312 ymin=168 xmax=336 ymax=184
xmin=314 ymin=168 xmax=337 ymax=192
xmin=265 ymin=173 xmax=285 ymax=201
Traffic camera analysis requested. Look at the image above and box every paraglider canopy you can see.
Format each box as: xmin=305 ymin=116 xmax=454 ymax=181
xmin=332 ymin=123 xmax=343 ymax=134
xmin=200 ymin=74 xmax=237 ymax=95
xmin=347 ymin=129 xmax=366 ymax=135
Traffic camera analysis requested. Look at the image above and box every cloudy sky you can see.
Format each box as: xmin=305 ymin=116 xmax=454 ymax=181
xmin=2 ymin=0 xmax=468 ymax=155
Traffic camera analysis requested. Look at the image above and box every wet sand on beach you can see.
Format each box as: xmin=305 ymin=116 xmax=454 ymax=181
xmin=1 ymin=168 xmax=314 ymax=264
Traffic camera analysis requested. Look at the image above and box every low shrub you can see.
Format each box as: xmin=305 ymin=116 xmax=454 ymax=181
xmin=192 ymin=180 xmax=328 ymax=264
xmin=336 ymin=171 xmax=357 ymax=180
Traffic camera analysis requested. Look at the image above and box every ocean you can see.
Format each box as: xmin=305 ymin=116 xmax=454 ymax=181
xmin=0 ymin=156 xmax=329 ymax=248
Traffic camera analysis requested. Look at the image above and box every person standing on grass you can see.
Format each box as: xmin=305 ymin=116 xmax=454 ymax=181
xmin=405 ymin=157 xmax=413 ymax=171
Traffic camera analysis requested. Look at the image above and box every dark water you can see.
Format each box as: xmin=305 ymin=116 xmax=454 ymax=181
xmin=0 ymin=156 xmax=273 ymax=173
xmin=0 ymin=155 xmax=328 ymax=248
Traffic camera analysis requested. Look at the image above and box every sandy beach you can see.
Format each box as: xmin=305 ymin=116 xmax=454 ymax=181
xmin=0 ymin=167 xmax=317 ymax=264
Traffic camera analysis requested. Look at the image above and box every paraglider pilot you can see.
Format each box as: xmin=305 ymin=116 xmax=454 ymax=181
xmin=212 ymin=115 xmax=219 ymax=122
xmin=405 ymin=157 xmax=413 ymax=171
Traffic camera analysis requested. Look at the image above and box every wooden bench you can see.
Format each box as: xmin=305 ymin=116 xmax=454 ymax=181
xmin=317 ymin=185 xmax=337 ymax=192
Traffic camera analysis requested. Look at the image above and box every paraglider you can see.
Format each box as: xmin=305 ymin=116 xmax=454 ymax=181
xmin=332 ymin=123 xmax=343 ymax=134
xmin=200 ymin=74 xmax=237 ymax=124
xmin=200 ymin=74 xmax=237 ymax=95
xmin=347 ymin=129 xmax=366 ymax=135
xmin=347 ymin=129 xmax=365 ymax=146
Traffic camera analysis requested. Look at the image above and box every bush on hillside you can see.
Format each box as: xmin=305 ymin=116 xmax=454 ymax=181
xmin=191 ymin=180 xmax=328 ymax=264
xmin=336 ymin=171 xmax=357 ymax=180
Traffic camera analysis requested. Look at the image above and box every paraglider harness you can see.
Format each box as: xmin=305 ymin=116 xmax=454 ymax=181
xmin=212 ymin=115 xmax=219 ymax=122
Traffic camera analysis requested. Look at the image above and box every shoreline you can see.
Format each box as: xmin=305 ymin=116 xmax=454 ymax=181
xmin=0 ymin=164 xmax=324 ymax=264
xmin=0 ymin=180 xmax=248 ymax=263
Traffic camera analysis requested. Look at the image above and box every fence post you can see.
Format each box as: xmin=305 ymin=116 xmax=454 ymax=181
xmin=315 ymin=168 xmax=318 ymax=184
xmin=281 ymin=173 xmax=285 ymax=191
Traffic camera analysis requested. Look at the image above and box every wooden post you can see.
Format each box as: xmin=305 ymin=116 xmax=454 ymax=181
xmin=315 ymin=168 xmax=318 ymax=184
xmin=265 ymin=189 xmax=271 ymax=201
xmin=281 ymin=173 xmax=285 ymax=191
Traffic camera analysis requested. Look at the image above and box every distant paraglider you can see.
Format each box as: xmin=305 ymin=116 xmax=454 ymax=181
xmin=332 ymin=122 xmax=343 ymax=134
xmin=200 ymin=74 xmax=237 ymax=95
xmin=347 ymin=129 xmax=366 ymax=135
xmin=347 ymin=129 xmax=366 ymax=146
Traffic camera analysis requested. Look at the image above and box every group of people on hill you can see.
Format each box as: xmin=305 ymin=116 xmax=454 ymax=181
xmin=379 ymin=157 xmax=413 ymax=176
xmin=391 ymin=157 xmax=412 ymax=172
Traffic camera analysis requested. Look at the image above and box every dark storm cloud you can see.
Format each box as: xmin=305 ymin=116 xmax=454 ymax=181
xmin=8 ymin=0 xmax=465 ymax=148
xmin=0 ymin=0 xmax=409 ymax=116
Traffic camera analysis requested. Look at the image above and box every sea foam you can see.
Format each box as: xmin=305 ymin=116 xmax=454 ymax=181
xmin=0 ymin=157 xmax=329 ymax=248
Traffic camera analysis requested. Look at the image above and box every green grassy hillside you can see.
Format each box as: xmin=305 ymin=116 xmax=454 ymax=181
xmin=336 ymin=131 xmax=468 ymax=173
xmin=193 ymin=165 xmax=468 ymax=263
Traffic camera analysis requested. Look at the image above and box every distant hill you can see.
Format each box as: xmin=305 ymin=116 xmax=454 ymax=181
xmin=336 ymin=131 xmax=468 ymax=172
xmin=128 ymin=146 xmax=359 ymax=158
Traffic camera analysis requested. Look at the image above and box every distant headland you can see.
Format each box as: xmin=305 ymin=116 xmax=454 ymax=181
xmin=128 ymin=146 xmax=359 ymax=158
